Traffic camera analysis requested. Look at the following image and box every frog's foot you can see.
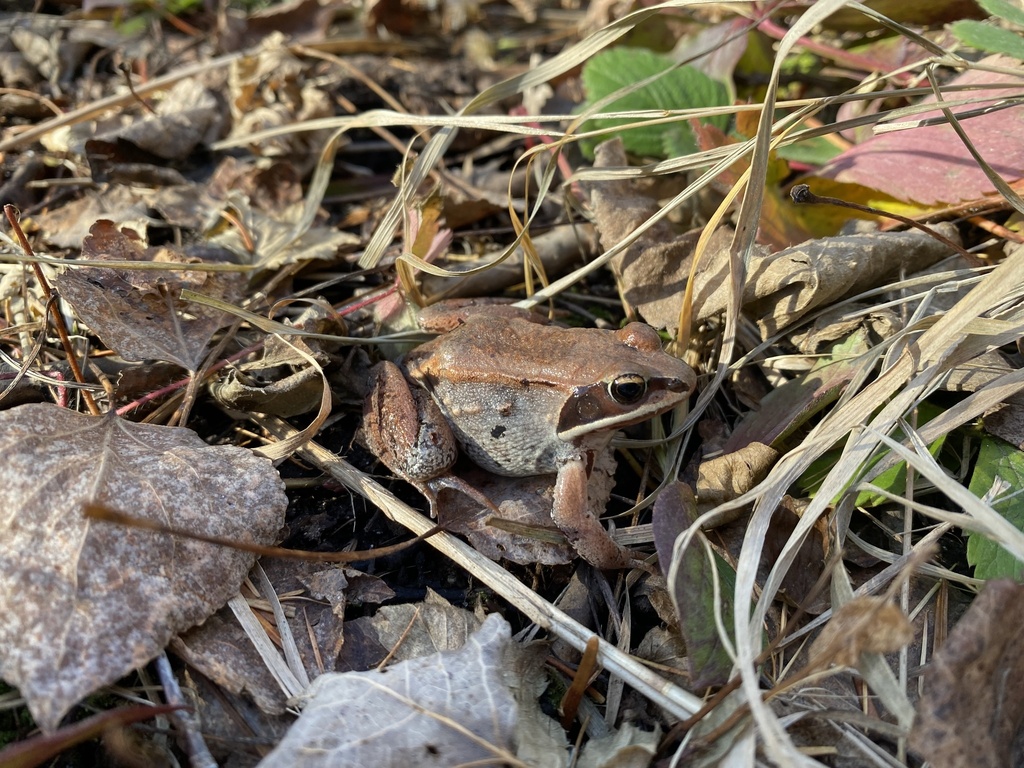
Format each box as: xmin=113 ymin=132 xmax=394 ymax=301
xmin=553 ymin=459 xmax=634 ymax=570
xmin=425 ymin=475 xmax=503 ymax=517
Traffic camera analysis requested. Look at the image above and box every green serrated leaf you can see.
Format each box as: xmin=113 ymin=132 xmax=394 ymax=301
xmin=967 ymin=435 xmax=1024 ymax=581
xmin=579 ymin=47 xmax=730 ymax=159
xmin=979 ymin=0 xmax=1024 ymax=28
xmin=950 ymin=20 xmax=1024 ymax=60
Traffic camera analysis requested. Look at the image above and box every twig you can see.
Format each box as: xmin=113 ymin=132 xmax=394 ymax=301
xmin=3 ymin=205 xmax=101 ymax=415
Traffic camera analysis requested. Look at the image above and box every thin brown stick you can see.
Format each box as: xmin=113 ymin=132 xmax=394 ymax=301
xmin=789 ymin=184 xmax=984 ymax=266
xmin=84 ymin=502 xmax=441 ymax=563
xmin=3 ymin=205 xmax=101 ymax=415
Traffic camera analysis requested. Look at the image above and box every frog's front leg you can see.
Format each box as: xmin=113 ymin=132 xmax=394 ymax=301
xmin=552 ymin=457 xmax=635 ymax=569
xmin=364 ymin=361 xmax=500 ymax=516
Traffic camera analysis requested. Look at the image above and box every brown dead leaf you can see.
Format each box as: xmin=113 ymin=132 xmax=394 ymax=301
xmin=694 ymin=224 xmax=959 ymax=336
xmin=439 ymin=453 xmax=615 ymax=566
xmin=0 ymin=403 xmax=287 ymax=732
xmin=53 ymin=220 xmax=244 ymax=371
xmin=227 ymin=35 xmax=333 ymax=163
xmin=173 ymin=559 xmax=393 ymax=715
xmin=364 ymin=588 xmax=484 ymax=663
xmin=910 ymin=579 xmax=1024 ymax=768
xmin=695 ymin=442 xmax=778 ymax=515
xmin=587 ymin=138 xmax=703 ymax=333
xmin=172 ymin=610 xmax=290 ymax=716
xmin=260 ymin=614 xmax=524 ymax=767
xmin=762 ymin=497 xmax=830 ymax=613
xmin=93 ymin=78 xmax=222 ymax=161
xmin=810 ymin=595 xmax=914 ymax=669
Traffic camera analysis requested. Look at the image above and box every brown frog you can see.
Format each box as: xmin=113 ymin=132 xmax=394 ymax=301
xmin=363 ymin=303 xmax=696 ymax=568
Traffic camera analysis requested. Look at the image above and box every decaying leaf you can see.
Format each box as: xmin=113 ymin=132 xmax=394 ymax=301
xmin=809 ymin=595 xmax=914 ymax=669
xmin=655 ymin=481 xmax=736 ymax=687
xmin=173 ymin=559 xmax=392 ymax=715
xmin=0 ymin=403 xmax=287 ymax=732
xmin=93 ymin=78 xmax=222 ymax=161
xmin=172 ymin=610 xmax=290 ymax=716
xmin=207 ymin=194 xmax=360 ymax=271
xmin=586 ymin=138 xmax=705 ymax=333
xmin=260 ymin=614 xmax=529 ymax=767
xmin=362 ymin=588 xmax=485 ymax=662
xmin=910 ymin=580 xmax=1024 ymax=768
xmin=693 ymin=224 xmax=960 ymax=336
xmin=53 ymin=220 xmax=244 ymax=371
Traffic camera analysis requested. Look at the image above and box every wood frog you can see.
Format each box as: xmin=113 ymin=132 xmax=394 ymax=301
xmin=363 ymin=302 xmax=696 ymax=569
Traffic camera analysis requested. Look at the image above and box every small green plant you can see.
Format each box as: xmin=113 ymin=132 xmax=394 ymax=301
xmin=950 ymin=0 xmax=1024 ymax=60
xmin=578 ymin=47 xmax=731 ymax=159
xmin=967 ymin=435 xmax=1024 ymax=580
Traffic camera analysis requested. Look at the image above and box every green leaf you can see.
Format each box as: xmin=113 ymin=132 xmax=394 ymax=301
xmin=967 ymin=435 xmax=1024 ymax=581
xmin=776 ymin=136 xmax=843 ymax=166
xmin=950 ymin=20 xmax=1024 ymax=59
xmin=579 ymin=47 xmax=730 ymax=159
xmin=979 ymin=0 xmax=1024 ymax=28
xmin=797 ymin=400 xmax=945 ymax=505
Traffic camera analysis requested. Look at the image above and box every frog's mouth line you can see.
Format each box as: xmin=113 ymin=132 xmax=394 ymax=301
xmin=556 ymin=377 xmax=691 ymax=442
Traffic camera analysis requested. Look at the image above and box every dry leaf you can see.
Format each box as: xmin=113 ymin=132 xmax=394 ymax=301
xmin=93 ymin=79 xmax=222 ymax=161
xmin=576 ymin=723 xmax=660 ymax=768
xmin=587 ymin=138 xmax=703 ymax=333
xmin=363 ymin=588 xmax=484 ymax=663
xmin=53 ymin=220 xmax=243 ymax=371
xmin=260 ymin=614 xmax=523 ymax=767
xmin=439 ymin=452 xmax=616 ymax=566
xmin=810 ymin=596 xmax=914 ymax=669
xmin=656 ymin=482 xmax=736 ymax=687
xmin=172 ymin=611 xmax=290 ymax=716
xmin=695 ymin=442 xmax=778 ymax=514
xmin=910 ymin=579 xmax=1024 ymax=768
xmin=694 ymin=224 xmax=959 ymax=336
xmin=0 ymin=403 xmax=287 ymax=732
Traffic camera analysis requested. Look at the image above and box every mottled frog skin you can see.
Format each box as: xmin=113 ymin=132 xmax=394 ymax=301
xmin=364 ymin=305 xmax=695 ymax=568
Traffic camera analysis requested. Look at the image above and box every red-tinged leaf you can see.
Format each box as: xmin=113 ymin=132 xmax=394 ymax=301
xmin=811 ymin=55 xmax=1024 ymax=207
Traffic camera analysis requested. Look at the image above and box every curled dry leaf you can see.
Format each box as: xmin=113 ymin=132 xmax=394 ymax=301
xmin=53 ymin=220 xmax=244 ymax=371
xmin=261 ymin=614 xmax=527 ymax=768
xmin=695 ymin=441 xmax=778 ymax=517
xmin=809 ymin=595 xmax=914 ymax=669
xmin=693 ymin=224 xmax=960 ymax=336
xmin=587 ymin=138 xmax=704 ymax=333
xmin=0 ymin=403 xmax=287 ymax=732
xmin=910 ymin=580 xmax=1024 ymax=768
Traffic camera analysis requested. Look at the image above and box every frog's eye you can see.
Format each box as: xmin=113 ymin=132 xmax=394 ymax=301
xmin=609 ymin=374 xmax=647 ymax=404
